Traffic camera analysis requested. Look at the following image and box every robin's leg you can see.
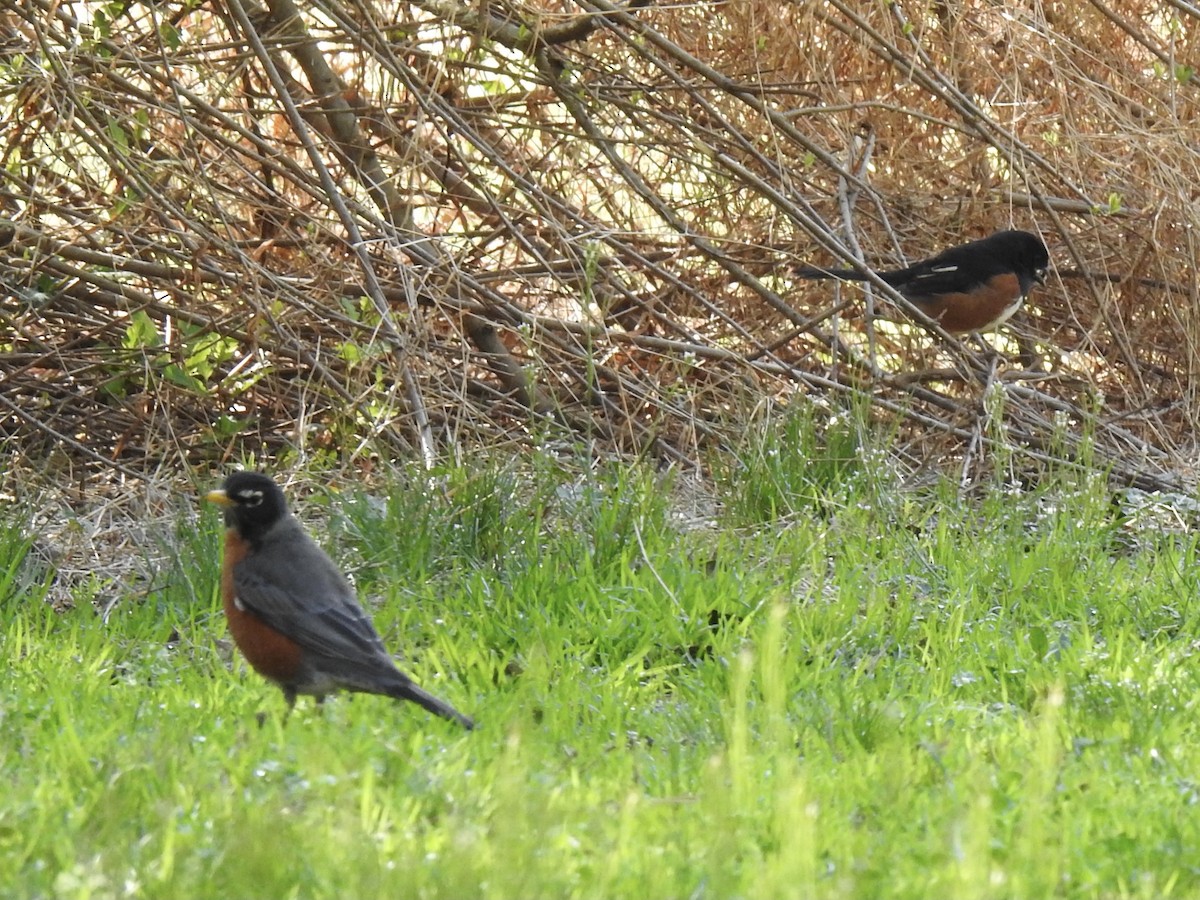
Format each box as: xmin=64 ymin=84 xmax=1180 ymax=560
xmin=279 ymin=686 xmax=298 ymax=726
xmin=252 ymin=687 xmax=296 ymax=728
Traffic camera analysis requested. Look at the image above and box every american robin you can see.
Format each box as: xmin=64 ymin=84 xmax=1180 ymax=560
xmin=794 ymin=229 xmax=1050 ymax=334
xmin=205 ymin=471 xmax=474 ymax=729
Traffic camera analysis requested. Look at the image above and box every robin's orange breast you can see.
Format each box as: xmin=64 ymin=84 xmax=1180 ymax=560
xmin=221 ymin=530 xmax=304 ymax=685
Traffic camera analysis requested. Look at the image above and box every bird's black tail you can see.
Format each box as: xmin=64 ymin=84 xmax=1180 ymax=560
xmin=794 ymin=265 xmax=869 ymax=281
xmin=388 ymin=677 xmax=476 ymax=730
xmin=794 ymin=265 xmax=911 ymax=285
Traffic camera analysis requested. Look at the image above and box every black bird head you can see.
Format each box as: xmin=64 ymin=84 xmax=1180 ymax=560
xmin=205 ymin=471 xmax=290 ymax=544
xmin=990 ymin=229 xmax=1050 ymax=284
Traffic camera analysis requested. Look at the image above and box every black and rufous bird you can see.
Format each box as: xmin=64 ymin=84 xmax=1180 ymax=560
xmin=795 ymin=230 xmax=1050 ymax=334
xmin=205 ymin=471 xmax=474 ymax=729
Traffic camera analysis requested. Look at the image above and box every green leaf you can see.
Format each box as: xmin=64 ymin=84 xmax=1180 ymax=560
xmin=107 ymin=120 xmax=128 ymax=153
xmin=160 ymin=23 xmax=182 ymax=50
xmin=122 ymin=310 xmax=161 ymax=350
xmin=214 ymin=415 xmax=246 ymax=437
xmin=162 ymin=363 xmax=204 ymax=392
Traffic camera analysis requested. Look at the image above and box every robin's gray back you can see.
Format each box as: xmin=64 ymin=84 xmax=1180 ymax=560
xmin=232 ymin=516 xmax=398 ymax=675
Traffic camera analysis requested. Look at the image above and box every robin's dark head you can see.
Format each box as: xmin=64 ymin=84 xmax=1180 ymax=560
xmin=991 ymin=230 xmax=1050 ymax=284
xmin=205 ymin=471 xmax=289 ymax=543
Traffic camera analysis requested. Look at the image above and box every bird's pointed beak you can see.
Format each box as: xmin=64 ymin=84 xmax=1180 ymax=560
xmin=205 ymin=488 xmax=232 ymax=507
xmin=1034 ymin=267 xmax=1048 ymax=284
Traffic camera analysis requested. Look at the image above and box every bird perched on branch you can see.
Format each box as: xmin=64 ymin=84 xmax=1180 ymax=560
xmin=794 ymin=230 xmax=1050 ymax=334
xmin=206 ymin=471 xmax=474 ymax=729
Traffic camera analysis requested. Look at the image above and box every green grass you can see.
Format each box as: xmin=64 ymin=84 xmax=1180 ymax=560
xmin=4 ymin=423 xmax=1200 ymax=898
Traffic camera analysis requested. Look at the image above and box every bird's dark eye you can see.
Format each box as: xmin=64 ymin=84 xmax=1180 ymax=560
xmin=238 ymin=489 xmax=264 ymax=507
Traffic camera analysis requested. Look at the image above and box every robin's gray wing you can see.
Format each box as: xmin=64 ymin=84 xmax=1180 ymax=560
xmin=231 ymin=518 xmax=398 ymax=673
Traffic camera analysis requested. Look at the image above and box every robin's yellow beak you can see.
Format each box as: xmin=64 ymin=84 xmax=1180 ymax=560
xmin=205 ymin=488 xmax=232 ymax=507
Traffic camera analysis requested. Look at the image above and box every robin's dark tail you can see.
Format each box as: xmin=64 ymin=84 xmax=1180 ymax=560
xmin=388 ymin=678 xmax=476 ymax=730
